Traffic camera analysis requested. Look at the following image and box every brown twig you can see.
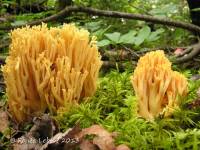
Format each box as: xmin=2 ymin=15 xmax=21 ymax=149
xmin=0 ymin=6 xmax=200 ymax=34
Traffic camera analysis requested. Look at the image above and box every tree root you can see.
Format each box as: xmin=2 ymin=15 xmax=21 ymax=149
xmin=175 ymin=42 xmax=200 ymax=63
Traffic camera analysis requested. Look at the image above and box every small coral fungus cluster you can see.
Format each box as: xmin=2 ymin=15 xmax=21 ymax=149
xmin=131 ymin=50 xmax=188 ymax=120
xmin=2 ymin=24 xmax=102 ymax=122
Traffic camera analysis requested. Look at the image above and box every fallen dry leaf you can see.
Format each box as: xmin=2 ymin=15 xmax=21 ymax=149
xmin=79 ymin=140 xmax=97 ymax=150
xmin=77 ymin=125 xmax=115 ymax=150
xmin=0 ymin=111 xmax=9 ymax=133
xmin=115 ymin=144 xmax=131 ymax=150
xmin=11 ymin=118 xmax=130 ymax=150
xmin=40 ymin=124 xmax=81 ymax=150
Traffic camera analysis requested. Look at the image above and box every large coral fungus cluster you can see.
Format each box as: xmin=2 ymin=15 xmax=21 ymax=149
xmin=2 ymin=24 xmax=102 ymax=122
xmin=131 ymin=50 xmax=188 ymax=120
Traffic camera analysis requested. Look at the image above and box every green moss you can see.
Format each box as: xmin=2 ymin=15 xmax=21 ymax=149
xmin=56 ymin=68 xmax=200 ymax=149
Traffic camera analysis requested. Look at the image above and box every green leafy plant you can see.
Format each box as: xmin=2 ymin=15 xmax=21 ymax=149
xmin=97 ymin=26 xmax=165 ymax=47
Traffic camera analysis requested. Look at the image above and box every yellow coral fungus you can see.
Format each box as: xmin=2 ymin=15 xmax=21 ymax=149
xmin=131 ymin=50 xmax=188 ymax=120
xmin=2 ymin=24 xmax=102 ymax=122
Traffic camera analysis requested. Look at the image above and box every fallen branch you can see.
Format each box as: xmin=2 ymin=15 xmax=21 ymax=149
xmin=1 ymin=6 xmax=200 ymax=34
xmin=1 ymin=6 xmax=200 ymax=61
xmin=101 ymin=49 xmax=136 ymax=61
